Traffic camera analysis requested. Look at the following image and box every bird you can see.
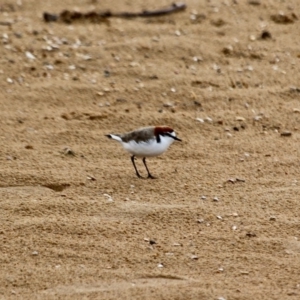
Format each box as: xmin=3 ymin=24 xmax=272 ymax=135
xmin=105 ymin=126 xmax=182 ymax=179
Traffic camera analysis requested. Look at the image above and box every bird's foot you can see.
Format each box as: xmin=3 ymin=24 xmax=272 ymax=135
xmin=147 ymin=174 xmax=156 ymax=179
xmin=136 ymin=173 xmax=145 ymax=179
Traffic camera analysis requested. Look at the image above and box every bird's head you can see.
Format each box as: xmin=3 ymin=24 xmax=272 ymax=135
xmin=154 ymin=126 xmax=182 ymax=142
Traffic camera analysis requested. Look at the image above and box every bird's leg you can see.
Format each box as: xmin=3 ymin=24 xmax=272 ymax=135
xmin=142 ymin=157 xmax=156 ymax=179
xmin=131 ymin=155 xmax=144 ymax=179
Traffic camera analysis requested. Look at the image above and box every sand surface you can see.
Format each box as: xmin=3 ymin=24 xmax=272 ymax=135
xmin=1 ymin=0 xmax=300 ymax=299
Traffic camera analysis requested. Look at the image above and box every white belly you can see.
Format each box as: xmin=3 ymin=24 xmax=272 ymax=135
xmin=122 ymin=136 xmax=174 ymax=157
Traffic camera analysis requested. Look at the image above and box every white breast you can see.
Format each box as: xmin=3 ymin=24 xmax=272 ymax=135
xmin=121 ymin=135 xmax=175 ymax=157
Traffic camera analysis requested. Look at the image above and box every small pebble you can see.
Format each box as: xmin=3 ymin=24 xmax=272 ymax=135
xmin=45 ymin=64 xmax=54 ymax=70
xmin=236 ymin=116 xmax=246 ymax=121
xmin=271 ymin=12 xmax=297 ymax=24
xmin=104 ymin=70 xmax=110 ymax=77
xmin=290 ymin=87 xmax=300 ymax=93
xmin=196 ymin=118 xmax=204 ymax=123
xmin=63 ymin=147 xmax=75 ymax=156
xmin=82 ymin=54 xmax=92 ymax=61
xmin=228 ymin=178 xmax=236 ymax=183
xmin=249 ymin=35 xmax=256 ymax=41
xmin=240 ymin=271 xmax=249 ymax=275
xmin=193 ymin=56 xmax=202 ymax=62
xmin=222 ymin=45 xmax=233 ymax=55
xmin=25 ymin=51 xmax=36 ymax=60
xmin=260 ymin=30 xmax=272 ymax=39
xmin=173 ymin=243 xmax=181 ymax=246
xmin=163 ymin=102 xmax=174 ymax=107
xmin=254 ymin=115 xmax=262 ymax=121
xmin=246 ymin=232 xmax=257 ymax=237
xmin=280 ymin=131 xmax=292 ymax=137
xmin=103 ymin=194 xmax=113 ymax=202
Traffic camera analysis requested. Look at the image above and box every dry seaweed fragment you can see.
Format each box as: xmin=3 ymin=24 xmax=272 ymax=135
xmin=43 ymin=3 xmax=187 ymax=23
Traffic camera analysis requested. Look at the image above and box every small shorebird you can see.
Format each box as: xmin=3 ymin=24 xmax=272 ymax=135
xmin=106 ymin=126 xmax=181 ymax=178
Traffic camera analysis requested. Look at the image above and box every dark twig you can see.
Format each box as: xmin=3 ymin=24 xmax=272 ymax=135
xmin=43 ymin=2 xmax=187 ymax=23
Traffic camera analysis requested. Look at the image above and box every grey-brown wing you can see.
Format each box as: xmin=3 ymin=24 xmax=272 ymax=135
xmin=121 ymin=127 xmax=155 ymax=143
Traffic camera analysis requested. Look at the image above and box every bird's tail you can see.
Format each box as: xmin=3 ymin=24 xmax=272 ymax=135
xmin=105 ymin=134 xmax=122 ymax=142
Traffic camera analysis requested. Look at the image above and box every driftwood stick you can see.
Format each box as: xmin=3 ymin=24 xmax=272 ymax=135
xmin=43 ymin=2 xmax=187 ymax=23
